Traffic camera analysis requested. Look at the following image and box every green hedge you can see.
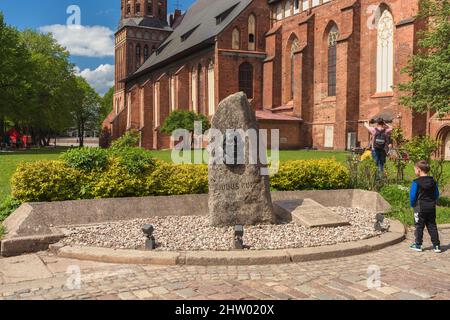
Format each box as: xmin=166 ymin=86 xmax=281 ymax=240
xmin=60 ymin=147 xmax=109 ymax=172
xmin=271 ymin=159 xmax=349 ymax=191
xmin=11 ymin=161 xmax=88 ymax=202
xmin=11 ymin=153 xmax=349 ymax=203
xmin=148 ymin=162 xmax=208 ymax=196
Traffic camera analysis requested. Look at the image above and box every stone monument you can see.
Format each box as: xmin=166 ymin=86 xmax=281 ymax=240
xmin=208 ymin=92 xmax=275 ymax=226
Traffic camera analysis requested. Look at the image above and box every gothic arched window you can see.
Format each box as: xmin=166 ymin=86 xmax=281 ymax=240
xmin=248 ymin=14 xmax=256 ymax=51
xmin=128 ymin=45 xmax=134 ymax=74
xmin=239 ymin=62 xmax=253 ymax=99
xmin=136 ymin=44 xmax=141 ymax=68
xmin=158 ymin=1 xmax=163 ymax=17
xmin=170 ymin=75 xmax=176 ymax=111
xmin=147 ymin=0 xmax=153 ymax=15
xmin=327 ymin=24 xmax=339 ymax=97
xmin=191 ymin=67 xmax=198 ymax=112
xmin=276 ymin=4 xmax=283 ymax=20
xmin=207 ymin=61 xmax=215 ymax=115
xmin=290 ymin=38 xmax=300 ymax=100
xmin=144 ymin=45 xmax=149 ymax=61
xmin=284 ymin=0 xmax=291 ymax=18
xmin=126 ymin=0 xmax=131 ymax=14
xmin=376 ymin=9 xmax=394 ymax=93
xmin=232 ymin=28 xmax=240 ymax=50
xmin=197 ymin=64 xmax=204 ymax=112
xmin=294 ymin=0 xmax=300 ymax=14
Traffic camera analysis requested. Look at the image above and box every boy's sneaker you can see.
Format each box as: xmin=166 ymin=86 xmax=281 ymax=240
xmin=434 ymin=245 xmax=442 ymax=253
xmin=410 ymin=243 xmax=423 ymax=252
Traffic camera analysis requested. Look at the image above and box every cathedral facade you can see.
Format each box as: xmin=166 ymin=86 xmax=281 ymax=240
xmin=104 ymin=0 xmax=450 ymax=159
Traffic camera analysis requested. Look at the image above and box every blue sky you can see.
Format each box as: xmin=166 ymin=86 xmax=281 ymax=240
xmin=0 ymin=0 xmax=196 ymax=95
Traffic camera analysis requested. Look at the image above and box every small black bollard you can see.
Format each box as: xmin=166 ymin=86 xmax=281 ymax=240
xmin=374 ymin=213 xmax=385 ymax=232
xmin=143 ymin=224 xmax=156 ymax=250
xmin=234 ymin=225 xmax=244 ymax=250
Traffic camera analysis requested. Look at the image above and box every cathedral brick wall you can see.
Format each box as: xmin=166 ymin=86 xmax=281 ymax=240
xmin=105 ymin=0 xmax=450 ymax=159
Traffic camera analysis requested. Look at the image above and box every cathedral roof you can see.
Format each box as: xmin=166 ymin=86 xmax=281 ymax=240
xmin=118 ymin=17 xmax=172 ymax=31
xmin=130 ymin=0 xmax=253 ymax=80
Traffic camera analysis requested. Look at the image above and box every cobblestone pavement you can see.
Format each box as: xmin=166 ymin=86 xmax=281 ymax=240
xmin=1 ymin=228 xmax=450 ymax=300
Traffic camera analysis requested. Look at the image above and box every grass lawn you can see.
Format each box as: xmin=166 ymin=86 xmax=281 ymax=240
xmin=387 ymin=207 xmax=450 ymax=227
xmin=0 ymin=148 xmax=67 ymax=202
xmin=0 ymin=148 xmax=348 ymax=203
xmin=149 ymin=149 xmax=349 ymax=164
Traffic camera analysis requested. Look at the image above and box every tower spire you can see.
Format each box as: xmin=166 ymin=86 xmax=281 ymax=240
xmin=174 ymin=0 xmax=181 ymax=11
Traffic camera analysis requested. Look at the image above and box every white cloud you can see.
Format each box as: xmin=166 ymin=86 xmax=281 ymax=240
xmin=76 ymin=64 xmax=114 ymax=96
xmin=39 ymin=24 xmax=114 ymax=57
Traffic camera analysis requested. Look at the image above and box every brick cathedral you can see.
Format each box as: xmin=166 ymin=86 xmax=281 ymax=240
xmin=103 ymin=0 xmax=450 ymax=159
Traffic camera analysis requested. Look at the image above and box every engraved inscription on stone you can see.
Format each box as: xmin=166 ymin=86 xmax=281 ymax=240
xmin=208 ymin=92 xmax=275 ymax=226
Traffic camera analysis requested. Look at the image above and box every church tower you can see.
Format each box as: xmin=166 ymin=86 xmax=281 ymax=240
xmin=113 ymin=0 xmax=171 ymax=128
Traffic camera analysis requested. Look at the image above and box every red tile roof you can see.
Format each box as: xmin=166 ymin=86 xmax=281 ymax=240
xmin=256 ymin=110 xmax=303 ymax=122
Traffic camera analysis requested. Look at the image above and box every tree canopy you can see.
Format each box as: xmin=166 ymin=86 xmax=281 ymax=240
xmin=399 ymin=0 xmax=450 ymax=116
xmin=69 ymin=77 xmax=101 ymax=147
xmin=161 ymin=110 xmax=210 ymax=136
xmin=100 ymin=87 xmax=114 ymax=127
xmin=0 ymin=12 xmax=33 ymax=131
xmin=0 ymin=11 xmax=102 ymax=146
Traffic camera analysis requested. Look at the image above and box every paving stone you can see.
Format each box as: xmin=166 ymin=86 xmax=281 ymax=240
xmin=0 ymin=229 xmax=448 ymax=300
xmin=133 ymin=290 xmax=153 ymax=299
xmin=0 ymin=255 xmax=52 ymax=284
xmin=96 ymin=294 xmax=120 ymax=300
xmin=393 ymin=292 xmax=424 ymax=300
xmin=118 ymin=292 xmax=137 ymax=300
xmin=376 ymin=286 xmax=401 ymax=295
xmin=408 ymin=289 xmax=435 ymax=299
xmin=174 ymin=288 xmax=199 ymax=299
xmin=149 ymin=286 xmax=169 ymax=295
xmin=365 ymin=289 xmax=397 ymax=300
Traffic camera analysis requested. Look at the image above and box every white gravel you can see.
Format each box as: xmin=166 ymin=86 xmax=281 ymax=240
xmin=58 ymin=207 xmax=390 ymax=251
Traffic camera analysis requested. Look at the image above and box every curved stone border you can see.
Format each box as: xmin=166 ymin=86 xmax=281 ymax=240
xmin=49 ymin=220 xmax=406 ymax=266
xmin=1 ymin=189 xmax=392 ymax=257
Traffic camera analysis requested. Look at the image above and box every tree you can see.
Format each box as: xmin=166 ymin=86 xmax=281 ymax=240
xmin=0 ymin=12 xmax=33 ymax=136
xmin=70 ymin=77 xmax=101 ymax=147
xmin=0 ymin=13 xmax=103 ymax=147
xmin=398 ymin=0 xmax=450 ymax=116
xmin=99 ymin=86 xmax=114 ymax=127
xmin=160 ymin=110 xmax=210 ymax=146
xmin=19 ymin=29 xmax=76 ymax=145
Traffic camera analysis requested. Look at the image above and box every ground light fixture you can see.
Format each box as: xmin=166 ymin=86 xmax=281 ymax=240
xmin=142 ymin=224 xmax=156 ymax=250
xmin=234 ymin=225 xmax=244 ymax=249
xmin=374 ymin=213 xmax=385 ymax=232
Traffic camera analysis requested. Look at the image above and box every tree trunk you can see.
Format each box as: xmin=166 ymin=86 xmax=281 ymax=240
xmin=78 ymin=120 xmax=85 ymax=148
xmin=30 ymin=127 xmax=38 ymax=147
xmin=0 ymin=116 xmax=5 ymax=137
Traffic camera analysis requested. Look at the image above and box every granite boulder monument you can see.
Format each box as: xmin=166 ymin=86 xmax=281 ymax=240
xmin=208 ymin=92 xmax=275 ymax=227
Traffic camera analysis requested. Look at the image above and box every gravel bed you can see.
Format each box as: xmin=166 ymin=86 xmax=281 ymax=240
xmin=58 ymin=207 xmax=390 ymax=251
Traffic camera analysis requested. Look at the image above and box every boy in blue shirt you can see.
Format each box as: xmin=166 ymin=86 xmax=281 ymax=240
xmin=409 ymin=160 xmax=441 ymax=253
